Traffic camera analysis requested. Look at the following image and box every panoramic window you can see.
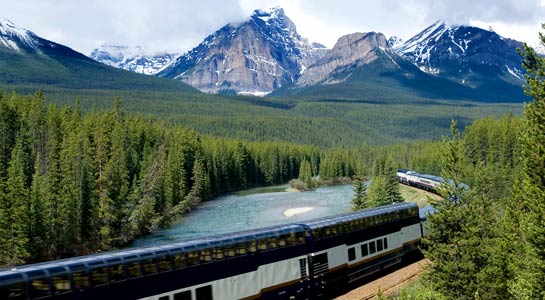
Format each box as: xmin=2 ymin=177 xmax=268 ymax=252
xmin=174 ymin=290 xmax=192 ymax=300
xmin=348 ymin=247 xmax=356 ymax=261
xmin=369 ymin=241 xmax=376 ymax=254
xmin=361 ymin=243 xmax=369 ymax=257
xmin=377 ymin=239 xmax=384 ymax=252
xmin=196 ymin=285 xmax=213 ymax=300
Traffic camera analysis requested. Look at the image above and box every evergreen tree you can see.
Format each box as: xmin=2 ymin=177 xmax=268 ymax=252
xmin=351 ymin=175 xmax=367 ymax=210
xmin=508 ymin=25 xmax=545 ymax=299
xmin=1 ymin=130 xmax=31 ymax=265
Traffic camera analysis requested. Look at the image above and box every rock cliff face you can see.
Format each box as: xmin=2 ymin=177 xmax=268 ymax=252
xmin=296 ymin=32 xmax=389 ymax=86
xmin=157 ymin=7 xmax=327 ymax=95
xmin=394 ymin=21 xmax=524 ymax=85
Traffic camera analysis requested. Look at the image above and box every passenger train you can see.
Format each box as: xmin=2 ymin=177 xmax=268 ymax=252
xmin=0 ymin=202 xmax=424 ymax=300
xmin=396 ymin=169 xmax=444 ymax=193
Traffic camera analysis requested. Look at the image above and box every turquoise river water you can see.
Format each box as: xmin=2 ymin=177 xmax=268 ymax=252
xmin=129 ymin=184 xmax=355 ymax=248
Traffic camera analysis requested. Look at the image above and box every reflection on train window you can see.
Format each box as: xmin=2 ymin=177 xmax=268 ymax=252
xmin=159 ymin=255 xmax=173 ymax=272
xmin=268 ymin=238 xmax=278 ymax=249
xmin=30 ymin=278 xmax=50 ymax=299
xmin=200 ymin=250 xmax=212 ymax=263
xmin=126 ymin=262 xmax=142 ymax=279
xmin=72 ymin=271 xmax=89 ymax=290
xmin=187 ymin=252 xmax=200 ymax=266
xmin=0 ymin=281 xmax=25 ymax=299
xmin=91 ymin=267 xmax=108 ymax=286
xmin=142 ymin=258 xmax=157 ymax=275
xmin=258 ymin=239 xmax=268 ymax=251
xmin=174 ymin=290 xmax=192 ymax=300
xmin=249 ymin=240 xmax=258 ymax=253
xmin=348 ymin=247 xmax=356 ymax=261
xmin=159 ymin=296 xmax=169 ymax=300
xmin=377 ymin=239 xmax=383 ymax=252
xmin=361 ymin=244 xmax=369 ymax=257
xmin=225 ymin=245 xmax=236 ymax=257
xmin=236 ymin=243 xmax=247 ymax=255
xmin=196 ymin=285 xmax=213 ymax=300
xmin=383 ymin=238 xmax=388 ymax=249
xmin=278 ymin=236 xmax=287 ymax=247
xmin=109 ymin=264 xmax=125 ymax=282
xmin=212 ymin=247 xmax=224 ymax=260
xmin=52 ymin=274 xmax=70 ymax=294
xmin=369 ymin=241 xmax=376 ymax=254
xmin=173 ymin=253 xmax=186 ymax=269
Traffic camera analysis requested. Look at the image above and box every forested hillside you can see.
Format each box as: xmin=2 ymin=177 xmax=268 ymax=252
xmin=0 ymin=91 xmax=368 ymax=266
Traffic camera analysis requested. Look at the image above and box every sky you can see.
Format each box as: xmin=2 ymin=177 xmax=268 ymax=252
xmin=2 ymin=0 xmax=544 ymax=55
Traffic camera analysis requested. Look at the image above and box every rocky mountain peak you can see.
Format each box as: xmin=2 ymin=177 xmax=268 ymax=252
xmin=0 ymin=18 xmax=39 ymax=51
xmin=296 ymin=32 xmax=389 ymax=86
xmin=158 ymin=6 xmax=327 ymax=95
xmin=89 ymin=45 xmax=177 ymax=75
xmin=395 ymin=20 xmax=524 ymax=82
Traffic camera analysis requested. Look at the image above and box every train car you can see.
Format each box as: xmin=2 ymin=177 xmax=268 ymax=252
xmin=0 ymin=203 xmax=422 ymax=300
xmin=397 ymin=170 xmax=444 ymax=193
xmin=303 ymin=203 xmax=421 ymax=298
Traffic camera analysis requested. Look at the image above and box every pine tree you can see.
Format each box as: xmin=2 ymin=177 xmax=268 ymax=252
xmin=508 ymin=25 xmax=545 ymax=299
xmin=1 ymin=130 xmax=31 ymax=265
xmin=351 ymin=175 xmax=367 ymax=210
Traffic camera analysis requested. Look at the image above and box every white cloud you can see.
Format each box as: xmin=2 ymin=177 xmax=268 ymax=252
xmin=1 ymin=0 xmax=544 ymax=54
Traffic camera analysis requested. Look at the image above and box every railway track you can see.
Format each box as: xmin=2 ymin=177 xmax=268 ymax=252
xmin=336 ymin=258 xmax=429 ymax=300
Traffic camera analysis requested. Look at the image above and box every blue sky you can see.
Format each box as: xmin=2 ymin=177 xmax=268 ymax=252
xmin=2 ymin=0 xmax=544 ymax=54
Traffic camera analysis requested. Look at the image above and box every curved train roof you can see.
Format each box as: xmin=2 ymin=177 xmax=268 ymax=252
xmin=0 ymin=203 xmax=418 ymax=276
xmin=305 ymin=202 xmax=418 ymax=229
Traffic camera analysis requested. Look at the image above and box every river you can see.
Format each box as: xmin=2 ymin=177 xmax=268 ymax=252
xmin=129 ymin=184 xmax=355 ymax=248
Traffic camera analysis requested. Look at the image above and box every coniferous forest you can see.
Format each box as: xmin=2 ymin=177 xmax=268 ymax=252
xmin=0 ymin=91 xmax=375 ymax=266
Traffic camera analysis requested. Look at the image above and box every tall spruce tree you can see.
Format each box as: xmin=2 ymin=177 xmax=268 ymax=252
xmin=508 ymin=24 xmax=545 ymax=299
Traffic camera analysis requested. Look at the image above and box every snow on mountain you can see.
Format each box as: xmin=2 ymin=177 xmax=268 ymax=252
xmin=158 ymin=7 xmax=328 ymax=95
xmin=90 ymin=45 xmax=177 ymax=75
xmin=387 ymin=36 xmax=403 ymax=48
xmin=395 ymin=20 xmax=524 ymax=83
xmin=0 ymin=18 xmax=40 ymax=51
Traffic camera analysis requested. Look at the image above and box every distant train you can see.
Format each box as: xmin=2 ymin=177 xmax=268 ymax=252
xmin=0 ymin=203 xmax=423 ymax=300
xmin=396 ymin=169 xmax=444 ymax=193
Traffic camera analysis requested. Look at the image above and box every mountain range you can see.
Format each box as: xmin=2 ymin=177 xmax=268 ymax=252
xmin=88 ymin=7 xmax=528 ymax=102
xmin=0 ymin=7 xmax=534 ymax=102
xmin=0 ymin=18 xmax=195 ymax=92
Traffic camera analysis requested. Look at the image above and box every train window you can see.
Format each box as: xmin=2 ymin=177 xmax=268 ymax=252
xmin=30 ymin=278 xmax=50 ymax=299
xmin=109 ymin=264 xmax=126 ymax=282
xmin=187 ymin=252 xmax=200 ymax=266
xmin=196 ymin=285 xmax=213 ymax=300
xmin=249 ymin=240 xmax=258 ymax=253
xmin=159 ymin=296 xmax=169 ymax=300
xmin=126 ymin=262 xmax=142 ymax=279
xmin=361 ymin=244 xmax=368 ymax=257
xmin=200 ymin=249 xmax=213 ymax=263
xmin=212 ymin=247 xmax=224 ymax=260
xmin=72 ymin=271 xmax=89 ymax=290
xmin=52 ymin=274 xmax=70 ymax=294
xmin=173 ymin=253 xmax=186 ymax=269
xmin=225 ymin=244 xmax=236 ymax=257
xmin=0 ymin=275 xmax=25 ymax=300
xmin=268 ymin=238 xmax=278 ymax=249
xmin=91 ymin=267 xmax=108 ymax=286
xmin=258 ymin=239 xmax=268 ymax=251
xmin=278 ymin=235 xmax=287 ymax=247
xmin=142 ymin=258 xmax=157 ymax=275
xmin=174 ymin=290 xmax=192 ymax=300
xmin=287 ymin=232 xmax=297 ymax=245
xmin=369 ymin=241 xmax=376 ymax=254
xmin=348 ymin=248 xmax=356 ymax=261
xmin=383 ymin=238 xmax=388 ymax=249
xmin=159 ymin=255 xmax=173 ymax=272
xmin=377 ymin=239 xmax=383 ymax=252
xmin=235 ymin=242 xmax=247 ymax=255
xmin=298 ymin=231 xmax=306 ymax=244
